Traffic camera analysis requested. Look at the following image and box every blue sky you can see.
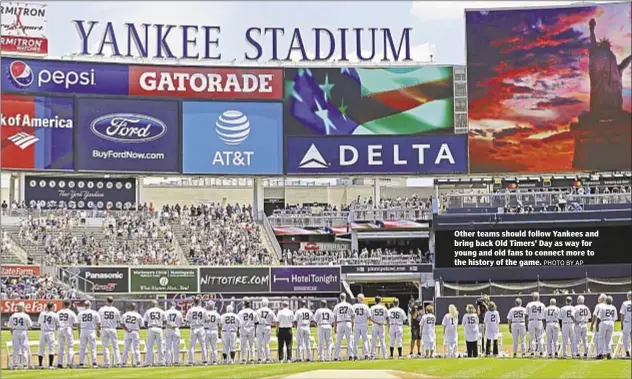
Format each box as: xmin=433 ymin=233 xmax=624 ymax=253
xmin=45 ymin=1 xmax=580 ymax=64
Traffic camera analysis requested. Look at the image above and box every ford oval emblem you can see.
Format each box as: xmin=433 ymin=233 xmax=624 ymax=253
xmin=90 ymin=113 xmax=167 ymax=143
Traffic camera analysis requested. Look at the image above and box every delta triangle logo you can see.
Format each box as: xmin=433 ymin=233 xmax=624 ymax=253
xmin=298 ymin=144 xmax=329 ymax=169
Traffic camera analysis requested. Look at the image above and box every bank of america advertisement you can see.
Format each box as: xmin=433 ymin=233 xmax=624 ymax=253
xmin=75 ymin=98 xmax=179 ymax=172
xmin=182 ymin=101 xmax=283 ymax=174
xmin=285 ymin=135 xmax=468 ymax=175
xmin=284 ymin=66 xmax=454 ymax=136
xmin=1 ymin=93 xmax=74 ymax=170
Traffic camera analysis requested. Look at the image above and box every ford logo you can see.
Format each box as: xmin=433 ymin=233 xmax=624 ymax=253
xmin=90 ymin=113 xmax=167 ymax=143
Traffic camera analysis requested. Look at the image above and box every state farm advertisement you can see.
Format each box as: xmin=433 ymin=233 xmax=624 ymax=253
xmin=1 ymin=2 xmax=48 ymax=55
xmin=1 ymin=264 xmax=40 ymax=277
xmin=128 ymin=66 xmax=283 ymax=100
xmin=1 ymin=299 xmax=61 ymax=314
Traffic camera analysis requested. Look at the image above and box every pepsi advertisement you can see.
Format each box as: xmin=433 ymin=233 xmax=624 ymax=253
xmin=2 ymin=58 xmax=129 ymax=96
xmin=76 ymin=98 xmax=180 ymax=172
xmin=285 ymin=135 xmax=468 ymax=174
xmin=1 ymin=94 xmax=74 ymax=170
xmin=182 ymin=101 xmax=283 ymax=175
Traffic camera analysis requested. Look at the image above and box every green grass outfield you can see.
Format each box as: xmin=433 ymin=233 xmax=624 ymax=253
xmin=1 ymin=324 xmax=629 ymax=379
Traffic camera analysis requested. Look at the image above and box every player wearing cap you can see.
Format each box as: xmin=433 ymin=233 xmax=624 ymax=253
xmin=558 ymin=297 xmax=575 ymax=358
xmin=596 ymin=296 xmax=618 ymax=359
xmin=185 ymin=297 xmax=208 ymax=365
xmin=121 ymin=303 xmax=144 ymax=367
xmin=333 ymin=293 xmax=354 ymax=361
xmin=237 ymin=299 xmax=259 ymax=364
xmin=256 ymin=298 xmax=276 ymax=363
xmin=352 ymin=294 xmax=371 ymax=360
xmin=573 ymin=295 xmax=591 ymax=358
xmin=370 ymin=296 xmax=388 ymax=360
xmin=78 ymin=300 xmax=101 ymax=368
xmin=165 ymin=301 xmax=183 ymax=366
xmin=220 ymin=305 xmax=240 ymax=364
xmin=9 ymin=303 xmax=33 ymax=369
xmin=387 ymin=298 xmax=407 ymax=359
xmin=621 ymin=291 xmax=632 ymax=358
xmin=205 ymin=302 xmax=221 ymax=365
xmin=295 ymin=300 xmax=314 ymax=362
xmin=314 ymin=299 xmax=334 ymax=361
xmin=544 ymin=298 xmax=560 ymax=358
xmin=507 ymin=298 xmax=527 ymax=358
xmin=591 ymin=293 xmax=607 ymax=357
xmin=57 ymin=299 xmax=78 ymax=368
xmin=37 ymin=301 xmax=58 ymax=368
xmin=144 ymin=300 xmax=167 ymax=366
xmin=98 ymin=296 xmax=122 ymax=367
xmin=526 ymin=292 xmax=545 ymax=357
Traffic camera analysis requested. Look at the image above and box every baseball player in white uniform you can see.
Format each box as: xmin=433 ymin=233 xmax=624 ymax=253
xmin=121 ymin=303 xmax=144 ymax=367
xmin=421 ymin=305 xmax=437 ymax=357
xmin=544 ymin=299 xmax=560 ymax=358
xmin=596 ymin=296 xmax=618 ymax=359
xmin=483 ymin=302 xmax=500 ymax=357
xmin=237 ymin=300 xmax=259 ymax=363
xmin=559 ymin=297 xmax=576 ymax=358
xmin=441 ymin=304 xmax=459 ymax=358
xmin=98 ymin=296 xmax=122 ymax=367
xmin=185 ymin=297 xmax=208 ymax=365
xmin=621 ymin=291 xmax=632 ymax=358
xmin=573 ymin=295 xmax=591 ymax=358
xmin=333 ymin=293 xmax=354 ymax=361
xmin=370 ymin=296 xmax=388 ymax=359
xmin=165 ymin=301 xmax=183 ymax=366
xmin=37 ymin=301 xmax=58 ymax=368
xmin=220 ymin=305 xmax=240 ymax=364
xmin=78 ymin=300 xmax=101 ymax=368
xmin=9 ymin=303 xmax=32 ymax=369
xmin=314 ymin=299 xmax=334 ymax=361
xmin=144 ymin=300 xmax=167 ymax=366
xmin=294 ymin=300 xmax=314 ymax=362
xmin=388 ymin=298 xmax=407 ymax=359
xmin=507 ymin=297 xmax=527 ymax=357
xmin=57 ymin=299 xmax=78 ymax=368
xmin=352 ymin=294 xmax=370 ymax=360
xmin=205 ymin=302 xmax=221 ymax=365
xmin=256 ymin=298 xmax=276 ymax=363
xmin=591 ymin=293 xmax=607 ymax=358
xmin=526 ymin=292 xmax=545 ymax=357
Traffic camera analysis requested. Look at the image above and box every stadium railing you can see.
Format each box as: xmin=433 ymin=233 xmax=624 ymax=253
xmin=269 ymin=207 xmax=431 ymax=226
xmin=258 ymin=211 xmax=282 ymax=261
xmin=442 ymin=191 xmax=631 ymax=210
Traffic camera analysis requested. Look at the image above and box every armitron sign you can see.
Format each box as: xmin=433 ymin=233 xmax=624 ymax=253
xmin=1 ymin=299 xmax=61 ymax=314
xmin=1 ymin=2 xmax=48 ymax=55
xmin=1 ymin=264 xmax=41 ymax=277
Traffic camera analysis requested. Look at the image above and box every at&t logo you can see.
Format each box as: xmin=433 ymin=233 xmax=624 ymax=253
xmin=212 ymin=110 xmax=253 ymax=167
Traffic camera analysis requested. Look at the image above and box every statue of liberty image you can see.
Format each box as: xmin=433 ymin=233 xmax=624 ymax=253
xmin=588 ymin=18 xmax=632 ymax=114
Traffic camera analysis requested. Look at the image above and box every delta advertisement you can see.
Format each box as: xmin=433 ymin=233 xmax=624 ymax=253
xmin=285 ymin=135 xmax=468 ymax=174
xmin=466 ymin=2 xmax=632 ymax=174
xmin=75 ymin=97 xmax=180 ymax=172
xmin=182 ymin=101 xmax=283 ymax=175
xmin=1 ymin=2 xmax=48 ymax=55
xmin=284 ymin=66 xmax=455 ymax=136
xmin=1 ymin=93 xmax=74 ymax=170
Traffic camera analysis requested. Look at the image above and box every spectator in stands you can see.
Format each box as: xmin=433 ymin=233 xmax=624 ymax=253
xmin=1 ymin=274 xmax=78 ymax=300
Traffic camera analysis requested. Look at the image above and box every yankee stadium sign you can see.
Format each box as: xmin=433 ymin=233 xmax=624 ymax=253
xmin=72 ymin=21 xmax=413 ymax=62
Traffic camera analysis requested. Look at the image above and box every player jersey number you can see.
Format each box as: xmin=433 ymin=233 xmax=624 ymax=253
xmin=12 ymin=318 xmax=24 ymax=327
xmin=339 ymin=306 xmax=349 ymax=315
xmin=490 ymin=314 xmax=496 ymax=323
xmin=192 ymin=311 xmax=203 ymax=320
xmin=532 ymin=306 xmax=542 ymax=313
xmin=627 ymin=305 xmax=632 ymax=312
xmin=44 ymin=316 xmax=53 ymax=325
xmin=59 ymin=313 xmax=69 ymax=322
xmin=209 ymin=315 xmax=216 ymax=323
xmin=355 ymin=308 xmax=365 ymax=317
xmin=244 ymin=313 xmax=254 ymax=322
xmin=125 ymin=316 xmax=137 ymax=324
xmin=103 ymin=311 xmax=115 ymax=320
xmin=548 ymin=309 xmax=556 ymax=316
xmin=579 ymin=309 xmax=589 ymax=317
xmin=82 ymin=313 xmax=93 ymax=322
xmin=261 ymin=311 xmax=268 ymax=319
xmin=225 ymin=316 xmax=236 ymax=324
xmin=567 ymin=310 xmax=572 ymax=319
xmin=426 ymin=317 xmax=435 ymax=324
xmin=150 ymin=312 xmax=161 ymax=321
xmin=604 ymin=310 xmax=615 ymax=318
xmin=391 ymin=312 xmax=401 ymax=320
xmin=513 ymin=311 xmax=524 ymax=319
xmin=302 ymin=312 xmax=310 ymax=321
xmin=467 ymin=317 xmax=476 ymax=325
xmin=169 ymin=313 xmax=177 ymax=322
xmin=374 ymin=309 xmax=385 ymax=317
xmin=322 ymin=313 xmax=330 ymax=321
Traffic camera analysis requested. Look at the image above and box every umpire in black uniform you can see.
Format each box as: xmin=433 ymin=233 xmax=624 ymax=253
xmin=276 ymin=301 xmax=294 ymax=362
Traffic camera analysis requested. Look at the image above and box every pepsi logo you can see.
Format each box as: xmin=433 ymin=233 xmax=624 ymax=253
xmin=8 ymin=60 xmax=34 ymax=88
xmin=90 ymin=113 xmax=167 ymax=143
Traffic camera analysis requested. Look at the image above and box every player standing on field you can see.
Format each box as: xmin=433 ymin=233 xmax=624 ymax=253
xmin=185 ymin=297 xmax=208 ymax=365
xmin=9 ymin=303 xmax=32 ymax=369
xmin=441 ymin=304 xmax=459 ymax=358
xmin=57 ymin=299 xmax=78 ymax=368
xmin=37 ymin=301 xmax=58 ymax=368
xmin=620 ymin=291 xmax=632 ymax=358
xmin=333 ymin=293 xmax=354 ymax=361
xmin=507 ymin=298 xmax=527 ymax=358
xmin=294 ymin=300 xmax=314 ymax=362
xmin=352 ymin=294 xmax=370 ymax=360
xmin=256 ymin=298 xmax=276 ymax=363
xmin=220 ymin=305 xmax=240 ymax=364
xmin=559 ymin=297 xmax=576 ymax=358
xmin=526 ymin=292 xmax=545 ymax=357
xmin=483 ymin=302 xmax=500 ymax=357
xmin=314 ymin=299 xmax=335 ymax=361
xmin=462 ymin=304 xmax=480 ymax=358
xmin=205 ymin=302 xmax=221 ymax=365
xmin=121 ymin=303 xmax=144 ymax=367
xmin=544 ymin=299 xmax=560 ymax=358
xmin=596 ymin=296 xmax=618 ymax=360
xmin=144 ymin=300 xmax=167 ymax=366
xmin=420 ymin=305 xmax=437 ymax=358
xmin=573 ymin=295 xmax=591 ymax=358
xmin=387 ymin=298 xmax=407 ymax=359
xmin=78 ymin=300 xmax=101 ymax=368
xmin=165 ymin=301 xmax=183 ymax=366
xmin=238 ymin=299 xmax=259 ymax=363
xmin=591 ymin=293 xmax=607 ymax=357
xmin=369 ymin=296 xmax=388 ymax=360
xmin=98 ymin=296 xmax=122 ymax=367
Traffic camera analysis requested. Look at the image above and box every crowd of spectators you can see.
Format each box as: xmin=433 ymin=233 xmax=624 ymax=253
xmin=282 ymin=247 xmax=432 ymax=266
xmin=0 ymin=274 xmax=78 ymax=300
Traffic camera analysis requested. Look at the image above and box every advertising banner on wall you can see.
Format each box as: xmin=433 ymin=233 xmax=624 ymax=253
xmin=199 ymin=267 xmax=270 ymax=293
xmin=1 ymin=2 xmax=48 ymax=55
xmin=61 ymin=266 xmax=129 ymax=293
xmin=76 ymin=97 xmax=179 ymax=172
xmin=270 ymin=266 xmax=341 ymax=293
xmin=129 ymin=66 xmax=283 ymax=100
xmin=182 ymin=101 xmax=283 ymax=174
xmin=341 ymin=264 xmax=432 ymax=274
xmin=1 ymin=264 xmax=40 ymax=277
xmin=130 ymin=268 xmax=198 ymax=293
xmin=285 ymin=135 xmax=468 ymax=174
xmin=25 ymin=175 xmax=136 ymax=210
xmin=284 ymin=66 xmax=454 ymax=136
xmin=466 ymin=2 xmax=632 ymax=173
xmin=1 ymin=299 xmax=62 ymax=314
xmin=1 ymin=93 xmax=74 ymax=170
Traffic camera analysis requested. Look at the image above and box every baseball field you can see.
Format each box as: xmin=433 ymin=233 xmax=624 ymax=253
xmin=1 ymin=324 xmax=630 ymax=378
